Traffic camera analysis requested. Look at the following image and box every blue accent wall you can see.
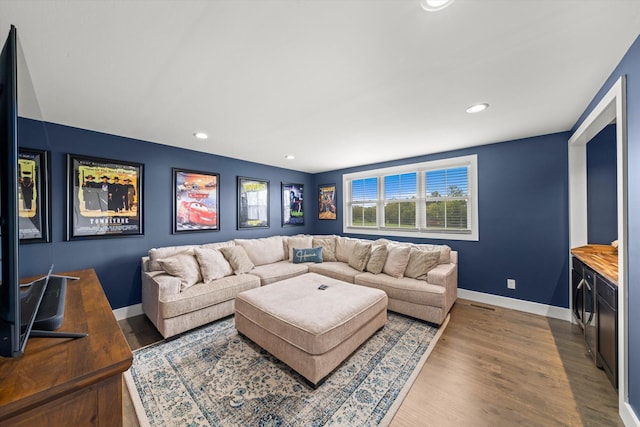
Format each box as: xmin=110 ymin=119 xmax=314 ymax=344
xmin=572 ymin=34 xmax=640 ymax=419
xmin=587 ymin=124 xmax=617 ymax=244
xmin=313 ymin=133 xmax=570 ymax=308
xmin=18 ymin=119 xmax=315 ymax=309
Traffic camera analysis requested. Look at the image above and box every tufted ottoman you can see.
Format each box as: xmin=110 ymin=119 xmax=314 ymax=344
xmin=234 ymin=272 xmax=388 ymax=386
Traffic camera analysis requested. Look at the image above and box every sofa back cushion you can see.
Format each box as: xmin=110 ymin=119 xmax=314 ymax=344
xmin=235 ymin=236 xmax=284 ymax=266
xmin=286 ymin=235 xmax=313 ymax=262
xmin=194 ymin=247 xmax=233 ymax=282
xmin=335 ymin=237 xmax=360 ymax=263
xmin=201 ymin=240 xmax=235 ymax=251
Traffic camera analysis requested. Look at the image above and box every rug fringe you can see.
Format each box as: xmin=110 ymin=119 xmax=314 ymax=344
xmin=378 ymin=313 xmax=451 ymax=427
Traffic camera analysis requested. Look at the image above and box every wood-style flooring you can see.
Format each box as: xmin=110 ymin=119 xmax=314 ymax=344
xmin=119 ymin=299 xmax=622 ymax=426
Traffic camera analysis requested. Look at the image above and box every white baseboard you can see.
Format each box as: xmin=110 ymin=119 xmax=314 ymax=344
xmin=457 ymin=289 xmax=572 ymax=322
xmin=621 ymin=401 xmax=640 ymax=427
xmin=113 ymin=303 xmax=144 ymax=321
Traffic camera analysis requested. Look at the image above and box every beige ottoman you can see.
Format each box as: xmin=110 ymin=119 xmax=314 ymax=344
xmin=234 ymin=272 xmax=388 ymax=386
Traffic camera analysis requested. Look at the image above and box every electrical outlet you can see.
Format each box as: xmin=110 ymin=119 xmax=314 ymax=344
xmin=507 ymin=279 xmax=516 ymax=289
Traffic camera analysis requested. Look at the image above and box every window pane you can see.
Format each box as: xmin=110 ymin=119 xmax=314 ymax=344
xmin=384 ymin=201 xmax=416 ymax=228
xmin=426 ymin=199 xmax=468 ymax=230
xmin=352 ymin=203 xmax=376 ymax=227
xmin=384 ymin=172 xmax=416 ymax=199
xmin=426 ymin=167 xmax=468 ymax=197
xmin=352 ymin=177 xmax=378 ymax=202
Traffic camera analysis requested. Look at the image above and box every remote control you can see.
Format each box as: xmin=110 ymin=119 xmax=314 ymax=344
xmin=318 ymin=285 xmax=328 ymax=290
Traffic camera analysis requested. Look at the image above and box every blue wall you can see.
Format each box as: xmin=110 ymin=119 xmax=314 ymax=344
xmin=572 ymin=34 xmax=640 ymax=418
xmin=587 ymin=124 xmax=617 ymax=245
xmin=18 ymin=119 xmax=315 ymax=309
xmin=313 ymin=132 xmax=570 ymax=308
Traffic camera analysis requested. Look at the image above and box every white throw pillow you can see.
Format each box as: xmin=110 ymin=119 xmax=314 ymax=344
xmin=382 ymin=244 xmax=411 ymax=279
xmin=157 ymin=251 xmax=202 ymax=291
xmin=220 ymin=246 xmax=255 ymax=275
xmin=404 ymin=248 xmax=441 ymax=280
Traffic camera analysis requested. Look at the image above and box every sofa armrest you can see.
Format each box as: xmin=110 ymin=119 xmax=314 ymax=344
xmin=142 ymin=256 xmax=151 ymax=273
xmin=427 ymin=262 xmax=458 ymax=313
xmin=141 ymin=270 xmax=181 ymax=327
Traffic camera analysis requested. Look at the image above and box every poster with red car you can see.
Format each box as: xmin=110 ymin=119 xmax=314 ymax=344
xmin=173 ymin=168 xmax=219 ymax=233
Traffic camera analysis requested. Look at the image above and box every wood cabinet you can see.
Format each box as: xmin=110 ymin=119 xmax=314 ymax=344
xmin=0 ymin=269 xmax=132 ymax=426
xmin=571 ymin=245 xmax=618 ymax=389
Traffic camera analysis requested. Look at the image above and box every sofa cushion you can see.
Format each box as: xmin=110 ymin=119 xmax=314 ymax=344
xmin=348 ymin=241 xmax=372 ymax=272
xmin=355 ymin=272 xmax=446 ymax=308
xmin=287 ymin=235 xmax=313 ymax=261
xmin=250 ymin=261 xmax=309 ymax=285
xmin=194 ymin=247 xmax=233 ymax=282
xmin=220 ymin=246 xmax=255 ymax=274
xmin=413 ymin=243 xmax=452 ymax=264
xmin=366 ymin=244 xmax=388 ymax=274
xmin=307 ymin=261 xmax=361 ymax=284
xmin=235 ymin=236 xmax=285 ymax=266
xmin=159 ymin=274 xmax=261 ymax=318
xmin=201 ymin=240 xmax=235 ymax=251
xmin=404 ymin=248 xmax=441 ymax=280
xmin=335 ymin=236 xmax=359 ymax=263
xmin=292 ymin=247 xmax=323 ymax=263
xmin=382 ymin=244 xmax=411 ymax=278
xmin=157 ymin=251 xmax=202 ymax=291
xmin=312 ymin=237 xmax=337 ymax=262
xmin=148 ymin=245 xmax=199 ymax=271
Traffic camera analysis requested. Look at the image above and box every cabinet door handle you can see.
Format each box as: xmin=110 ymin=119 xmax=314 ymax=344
xmin=576 ymin=279 xmax=585 ymax=290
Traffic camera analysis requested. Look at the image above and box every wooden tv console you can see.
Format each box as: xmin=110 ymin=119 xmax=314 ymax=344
xmin=0 ymin=268 xmax=132 ymax=426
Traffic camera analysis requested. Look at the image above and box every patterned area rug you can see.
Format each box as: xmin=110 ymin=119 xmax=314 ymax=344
xmin=125 ymin=312 xmax=448 ymax=427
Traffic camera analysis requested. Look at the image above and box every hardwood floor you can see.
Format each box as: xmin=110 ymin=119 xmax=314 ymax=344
xmin=119 ymin=299 xmax=622 ymax=426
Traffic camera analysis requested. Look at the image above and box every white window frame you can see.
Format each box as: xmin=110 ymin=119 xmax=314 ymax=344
xmin=343 ymin=154 xmax=479 ymax=241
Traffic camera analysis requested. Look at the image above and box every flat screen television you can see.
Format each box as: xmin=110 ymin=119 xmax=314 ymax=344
xmin=1 ymin=26 xmax=86 ymax=358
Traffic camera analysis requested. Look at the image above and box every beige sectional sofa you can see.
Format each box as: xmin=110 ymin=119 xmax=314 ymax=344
xmin=141 ymin=234 xmax=457 ymax=338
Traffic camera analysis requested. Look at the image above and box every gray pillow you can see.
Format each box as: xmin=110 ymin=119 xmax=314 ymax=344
xmin=312 ymin=237 xmax=337 ymax=262
xmin=157 ymin=252 xmax=202 ymax=291
xmin=366 ymin=244 xmax=388 ymax=274
xmin=404 ymin=248 xmax=441 ymax=280
xmin=220 ymin=246 xmax=255 ymax=275
xmin=194 ymin=247 xmax=233 ymax=282
xmin=348 ymin=241 xmax=372 ymax=272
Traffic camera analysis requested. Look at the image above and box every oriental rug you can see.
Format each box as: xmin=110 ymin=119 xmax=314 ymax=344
xmin=125 ymin=312 xmax=448 ymax=427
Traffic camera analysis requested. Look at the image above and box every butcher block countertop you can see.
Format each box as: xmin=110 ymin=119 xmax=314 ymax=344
xmin=571 ymin=244 xmax=618 ymax=285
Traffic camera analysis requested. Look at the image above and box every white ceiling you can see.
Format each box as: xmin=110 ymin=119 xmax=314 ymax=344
xmin=2 ymin=0 xmax=640 ymax=173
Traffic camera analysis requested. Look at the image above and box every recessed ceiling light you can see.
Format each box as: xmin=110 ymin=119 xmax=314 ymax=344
xmin=285 ymin=155 xmax=295 ymax=160
xmin=419 ymin=0 xmax=455 ymax=12
xmin=466 ymin=103 xmax=489 ymax=114
xmin=194 ymin=132 xmax=208 ymax=139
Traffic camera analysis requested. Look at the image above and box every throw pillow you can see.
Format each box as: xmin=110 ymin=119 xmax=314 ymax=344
xmin=404 ymin=248 xmax=441 ymax=280
xmin=157 ymin=252 xmax=202 ymax=291
xmin=292 ymin=247 xmax=323 ymax=263
xmin=382 ymin=244 xmax=411 ymax=278
xmin=286 ymin=235 xmax=313 ymax=262
xmin=219 ymin=246 xmax=255 ymax=275
xmin=194 ymin=247 xmax=233 ymax=282
xmin=312 ymin=237 xmax=337 ymax=262
xmin=348 ymin=241 xmax=372 ymax=272
xmin=366 ymin=244 xmax=388 ymax=274
xmin=335 ymin=236 xmax=358 ymax=263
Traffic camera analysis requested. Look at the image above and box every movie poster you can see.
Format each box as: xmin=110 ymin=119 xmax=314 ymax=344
xmin=18 ymin=149 xmax=50 ymax=242
xmin=173 ymin=169 xmax=219 ymax=233
xmin=67 ymin=154 xmax=143 ymax=239
xmin=318 ymin=184 xmax=336 ymax=220
xmin=282 ymin=183 xmax=304 ymax=226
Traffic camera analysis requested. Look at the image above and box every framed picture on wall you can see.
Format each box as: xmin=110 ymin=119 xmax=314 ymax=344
xmin=17 ymin=148 xmax=51 ymax=243
xmin=237 ymin=176 xmax=269 ymax=229
xmin=281 ymin=182 xmax=304 ymax=226
xmin=66 ymin=154 xmax=143 ymax=240
xmin=318 ymin=183 xmax=337 ymax=220
xmin=173 ymin=168 xmax=220 ymax=233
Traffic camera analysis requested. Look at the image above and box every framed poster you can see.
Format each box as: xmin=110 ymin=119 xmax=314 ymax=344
xmin=318 ymin=183 xmax=337 ymax=220
xmin=237 ymin=176 xmax=269 ymax=229
xmin=66 ymin=154 xmax=143 ymax=240
xmin=281 ymin=182 xmax=304 ymax=226
xmin=18 ymin=148 xmax=51 ymax=243
xmin=173 ymin=168 xmax=219 ymax=233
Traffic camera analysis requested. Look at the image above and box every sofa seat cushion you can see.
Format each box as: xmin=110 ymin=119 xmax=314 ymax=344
xmin=235 ymin=273 xmax=387 ymax=355
xmin=307 ymin=262 xmax=361 ymax=284
xmin=354 ymin=272 xmax=446 ymax=308
xmin=250 ymin=261 xmax=309 ymax=286
xmin=159 ymin=274 xmax=260 ymax=319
